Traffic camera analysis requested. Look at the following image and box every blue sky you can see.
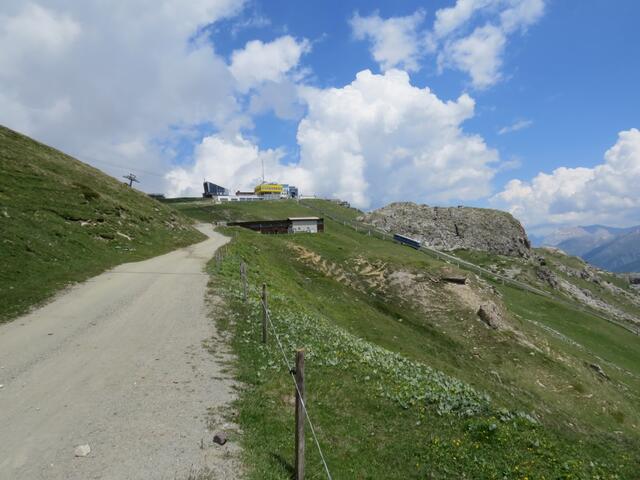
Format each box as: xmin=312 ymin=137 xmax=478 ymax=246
xmin=219 ymin=0 xmax=640 ymax=187
xmin=1 ymin=0 xmax=639 ymax=233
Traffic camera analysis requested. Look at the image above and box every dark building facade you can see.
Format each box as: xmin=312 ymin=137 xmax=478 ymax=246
xmin=203 ymin=181 xmax=229 ymax=197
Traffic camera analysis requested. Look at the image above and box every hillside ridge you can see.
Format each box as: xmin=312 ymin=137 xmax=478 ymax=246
xmin=168 ymin=198 xmax=640 ymax=478
xmin=542 ymin=223 xmax=640 ymax=272
xmin=0 ymin=125 xmax=205 ymax=322
xmin=359 ymin=201 xmax=531 ymax=257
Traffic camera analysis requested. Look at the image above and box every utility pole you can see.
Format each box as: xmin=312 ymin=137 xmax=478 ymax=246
xmin=123 ymin=173 xmax=139 ymax=187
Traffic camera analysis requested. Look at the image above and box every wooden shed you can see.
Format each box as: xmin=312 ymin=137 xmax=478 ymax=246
xmin=288 ymin=217 xmax=324 ymax=234
xmin=228 ymin=217 xmax=324 ymax=234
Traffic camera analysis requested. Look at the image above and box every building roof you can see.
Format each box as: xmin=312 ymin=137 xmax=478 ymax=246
xmin=288 ymin=217 xmax=320 ymax=221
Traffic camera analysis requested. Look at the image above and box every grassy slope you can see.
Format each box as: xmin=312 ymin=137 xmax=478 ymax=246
xmin=0 ymin=126 xmax=206 ymax=322
xmin=173 ymin=199 xmax=640 ymax=478
xmin=454 ymin=248 xmax=640 ymax=334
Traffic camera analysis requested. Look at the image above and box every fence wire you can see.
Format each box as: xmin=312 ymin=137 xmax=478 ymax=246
xmin=260 ymin=297 xmax=334 ymax=480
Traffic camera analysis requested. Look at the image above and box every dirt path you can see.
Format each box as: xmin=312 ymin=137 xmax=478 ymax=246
xmin=0 ymin=225 xmax=240 ymax=479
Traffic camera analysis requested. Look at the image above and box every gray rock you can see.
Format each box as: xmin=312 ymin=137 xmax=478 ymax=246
xmin=74 ymin=444 xmax=91 ymax=457
xmin=589 ymin=363 xmax=609 ymax=380
xmin=213 ymin=432 xmax=227 ymax=446
xmin=477 ymin=303 xmax=502 ymax=329
xmin=359 ymin=202 xmax=531 ymax=257
xmin=536 ymin=266 xmax=559 ymax=289
xmin=440 ymin=275 xmax=468 ymax=285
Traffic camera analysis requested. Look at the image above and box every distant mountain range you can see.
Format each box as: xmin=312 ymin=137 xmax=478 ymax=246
xmin=539 ymin=225 xmax=640 ymax=273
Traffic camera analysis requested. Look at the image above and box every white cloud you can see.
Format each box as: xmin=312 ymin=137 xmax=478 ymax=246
xmin=167 ymin=69 xmax=499 ymax=209
xmin=493 ymin=128 xmax=640 ymax=229
xmin=430 ymin=0 xmax=545 ymax=88
xmin=350 ymin=10 xmax=426 ymax=72
xmin=229 ymin=35 xmax=310 ymax=92
xmin=438 ymin=24 xmax=506 ymax=89
xmin=248 ymin=80 xmax=306 ymax=120
xmin=432 ymin=0 xmax=495 ymax=39
xmin=165 ymin=133 xmax=312 ymax=197
xmin=296 ymin=69 xmax=499 ymax=208
xmin=500 ymin=0 xmax=546 ymax=33
xmin=230 ymin=11 xmax=271 ymax=36
xmin=0 ymin=0 xmax=245 ymax=192
xmin=433 ymin=0 xmax=544 ymax=38
xmin=0 ymin=3 xmax=80 ymax=65
xmin=498 ymin=118 xmax=533 ymax=135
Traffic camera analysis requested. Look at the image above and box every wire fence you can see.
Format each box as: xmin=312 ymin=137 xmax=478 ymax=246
xmin=217 ymin=252 xmax=335 ymax=479
xmin=299 ymin=200 xmax=640 ymax=337
xmin=260 ymin=296 xmax=334 ymax=480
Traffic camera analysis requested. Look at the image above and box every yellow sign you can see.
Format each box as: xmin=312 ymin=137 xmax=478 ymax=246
xmin=254 ymin=183 xmax=283 ymax=195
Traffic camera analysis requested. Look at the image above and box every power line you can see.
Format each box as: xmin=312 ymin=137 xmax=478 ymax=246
xmin=89 ymin=158 xmax=167 ymax=177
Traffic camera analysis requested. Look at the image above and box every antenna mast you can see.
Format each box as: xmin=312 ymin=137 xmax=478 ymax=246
xmin=261 ymin=157 xmax=265 ymax=184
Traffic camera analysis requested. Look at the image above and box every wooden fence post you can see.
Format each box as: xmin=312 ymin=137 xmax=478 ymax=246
xmin=241 ymin=261 xmax=247 ymax=303
xmin=295 ymin=349 xmax=305 ymax=480
xmin=261 ymin=284 xmax=268 ymax=344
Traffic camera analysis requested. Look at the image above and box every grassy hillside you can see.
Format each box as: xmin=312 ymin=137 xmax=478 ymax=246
xmin=454 ymin=247 xmax=640 ymax=335
xmin=0 ymin=126 xmax=206 ymax=322
xmin=173 ymin=199 xmax=640 ymax=478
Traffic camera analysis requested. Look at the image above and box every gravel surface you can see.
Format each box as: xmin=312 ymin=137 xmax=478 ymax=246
xmin=0 ymin=225 xmax=241 ymax=479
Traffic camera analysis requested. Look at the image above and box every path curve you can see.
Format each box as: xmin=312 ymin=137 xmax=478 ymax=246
xmin=0 ymin=225 xmax=239 ymax=479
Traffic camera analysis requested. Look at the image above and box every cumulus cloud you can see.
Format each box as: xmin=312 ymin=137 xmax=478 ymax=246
xmin=296 ymin=69 xmax=499 ymax=208
xmin=229 ymin=35 xmax=311 ymax=92
xmin=0 ymin=0 xmax=245 ymax=191
xmin=493 ymin=129 xmax=640 ymax=229
xmin=350 ymin=1 xmax=545 ymax=89
xmin=0 ymin=3 xmax=80 ymax=63
xmin=437 ymin=24 xmax=506 ymax=88
xmin=248 ymin=79 xmax=306 ymax=120
xmin=430 ymin=0 xmax=545 ymax=88
xmin=168 ymin=69 xmax=499 ymax=208
xmin=350 ymin=10 xmax=426 ymax=72
xmin=165 ymin=133 xmax=312 ymax=198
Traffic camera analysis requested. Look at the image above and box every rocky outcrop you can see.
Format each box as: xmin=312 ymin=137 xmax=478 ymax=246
xmin=477 ymin=303 xmax=503 ymax=329
xmin=359 ymin=202 xmax=531 ymax=257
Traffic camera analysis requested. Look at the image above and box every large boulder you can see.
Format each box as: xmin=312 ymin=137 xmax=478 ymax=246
xmin=359 ymin=202 xmax=531 ymax=257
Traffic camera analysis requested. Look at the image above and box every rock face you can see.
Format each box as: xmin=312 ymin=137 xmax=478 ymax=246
xmin=477 ymin=303 xmax=503 ymax=329
xmin=359 ymin=202 xmax=531 ymax=257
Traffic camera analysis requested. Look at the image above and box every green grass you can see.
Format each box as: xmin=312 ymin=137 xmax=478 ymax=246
xmin=455 ymin=248 xmax=640 ymax=334
xmin=501 ymin=284 xmax=640 ymax=375
xmin=191 ymin=200 xmax=640 ymax=478
xmin=0 ymin=125 xmax=206 ymax=322
xmin=169 ymin=199 xmax=324 ymax=223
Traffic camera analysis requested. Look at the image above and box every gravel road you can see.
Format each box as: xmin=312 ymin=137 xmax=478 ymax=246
xmin=0 ymin=225 xmax=241 ymax=479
